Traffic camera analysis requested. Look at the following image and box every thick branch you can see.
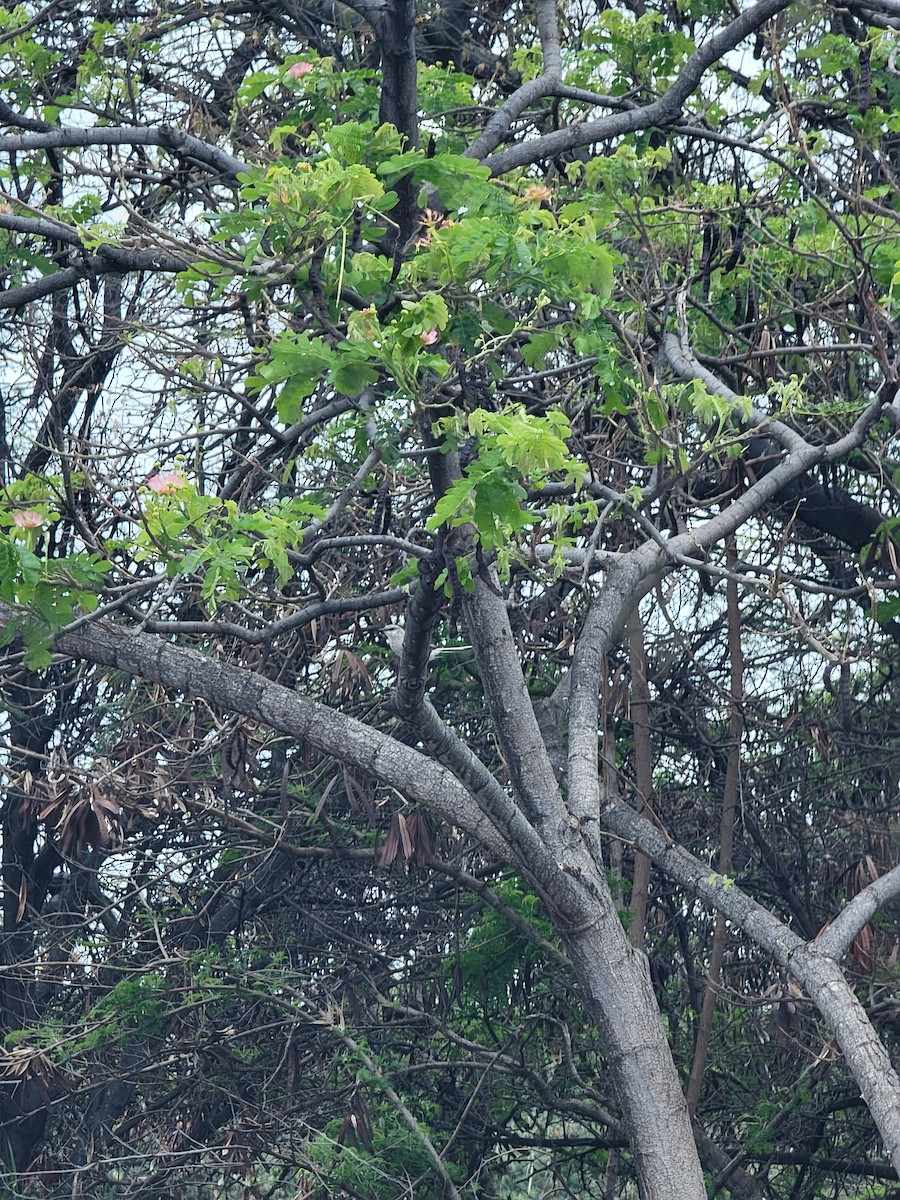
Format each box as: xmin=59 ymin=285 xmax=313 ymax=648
xmin=0 ymin=266 xmax=88 ymax=310
xmin=0 ymin=601 xmax=510 ymax=860
xmin=0 ymin=125 xmax=250 ymax=181
xmin=0 ymin=213 xmax=188 ymax=273
xmin=390 ymin=568 xmax=575 ymax=900
xmin=464 ymin=0 xmax=563 ymax=161
xmin=462 ymin=562 xmax=564 ymax=827
xmin=375 ymin=0 xmax=419 ymax=247
xmin=816 ymin=863 xmax=900 ymax=961
xmin=478 ymin=0 xmax=796 ymax=172
xmin=601 ymin=798 xmax=900 ymax=1172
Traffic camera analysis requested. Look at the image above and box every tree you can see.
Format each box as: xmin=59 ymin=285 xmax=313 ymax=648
xmin=0 ymin=0 xmax=899 ymax=1196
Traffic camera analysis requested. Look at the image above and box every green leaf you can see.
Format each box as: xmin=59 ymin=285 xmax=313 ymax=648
xmin=427 ymin=477 xmax=478 ymax=530
xmin=522 ymin=330 xmax=561 ymax=369
xmin=22 ymin=620 xmax=53 ymax=669
xmin=250 ymin=332 xmax=338 ymax=420
xmin=329 ymin=344 xmax=380 ymax=394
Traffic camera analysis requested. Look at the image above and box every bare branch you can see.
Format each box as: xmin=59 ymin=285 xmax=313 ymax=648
xmin=125 ymin=589 xmax=410 ymax=643
xmin=0 ymin=124 xmax=250 ymax=181
xmin=816 ymin=864 xmax=900 ymax=961
xmin=600 ymin=798 xmax=900 ymax=1173
xmin=478 ymin=0 xmax=796 ymax=172
xmin=0 ymin=599 xmax=512 ymax=860
xmin=464 ymin=0 xmax=563 ymax=162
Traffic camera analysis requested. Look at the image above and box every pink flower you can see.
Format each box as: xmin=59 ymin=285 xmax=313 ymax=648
xmin=420 ymin=329 xmax=439 ymax=346
xmin=146 ymin=471 xmax=186 ymax=496
xmin=522 ymin=183 xmax=552 ymax=203
xmin=12 ymin=510 xmax=44 ymax=530
xmin=287 ymin=61 xmax=314 ymax=79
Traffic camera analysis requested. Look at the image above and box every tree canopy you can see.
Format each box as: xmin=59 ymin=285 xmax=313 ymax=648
xmin=0 ymin=0 xmax=899 ymax=1196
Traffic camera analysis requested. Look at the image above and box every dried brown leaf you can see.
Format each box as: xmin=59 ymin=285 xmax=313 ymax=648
xmin=397 ymin=812 xmax=413 ymax=859
xmin=379 ymin=816 xmax=400 ymax=868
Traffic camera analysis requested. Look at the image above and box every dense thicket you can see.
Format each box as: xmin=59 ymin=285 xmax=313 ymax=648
xmin=0 ymin=0 xmax=899 ymax=1196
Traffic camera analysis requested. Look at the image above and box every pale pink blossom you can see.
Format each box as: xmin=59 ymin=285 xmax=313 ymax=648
xmin=12 ymin=510 xmax=44 ymax=530
xmin=146 ymin=471 xmax=186 ymax=496
xmin=522 ymin=183 xmax=552 ymax=203
xmin=287 ymin=61 xmax=314 ymax=79
xmin=420 ymin=329 xmax=439 ymax=346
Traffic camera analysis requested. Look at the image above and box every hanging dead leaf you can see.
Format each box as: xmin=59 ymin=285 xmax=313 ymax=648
xmin=39 ymin=783 xmax=122 ymax=856
xmin=398 ymin=812 xmax=413 ymax=860
xmin=222 ymin=725 xmax=253 ymax=798
xmin=405 ymin=810 xmax=434 ymax=865
xmin=328 ymin=647 xmax=373 ymax=699
xmin=379 ymin=809 xmax=433 ymax=868
xmin=90 ymin=785 xmax=122 ymax=845
xmin=379 ymin=814 xmax=401 ymax=867
xmin=0 ymin=1045 xmax=72 ymax=1093
xmin=338 ymin=1095 xmax=374 ymax=1152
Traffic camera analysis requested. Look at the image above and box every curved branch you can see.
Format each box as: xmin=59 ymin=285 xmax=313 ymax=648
xmin=0 ymin=98 xmax=50 ymax=132
xmin=477 ymin=0 xmax=796 ymax=173
xmin=0 ymin=124 xmax=250 ymax=181
xmin=600 ymin=796 xmax=900 ymax=1174
xmin=295 ymin=534 xmax=431 ymax=563
xmin=128 ymin=588 xmax=409 ymax=643
xmin=664 ymin=331 xmax=895 ymax=571
xmin=816 ymin=864 xmax=900 ymax=961
xmin=464 ymin=0 xmax=563 ymax=162
xmin=0 ymin=600 xmax=511 ymax=860
xmin=662 ymin=330 xmax=808 ymax=453
xmin=845 ymin=0 xmax=900 ymax=28
xmin=0 ymin=213 xmax=188 ymax=273
xmin=664 ymin=329 xmax=887 ymax=464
